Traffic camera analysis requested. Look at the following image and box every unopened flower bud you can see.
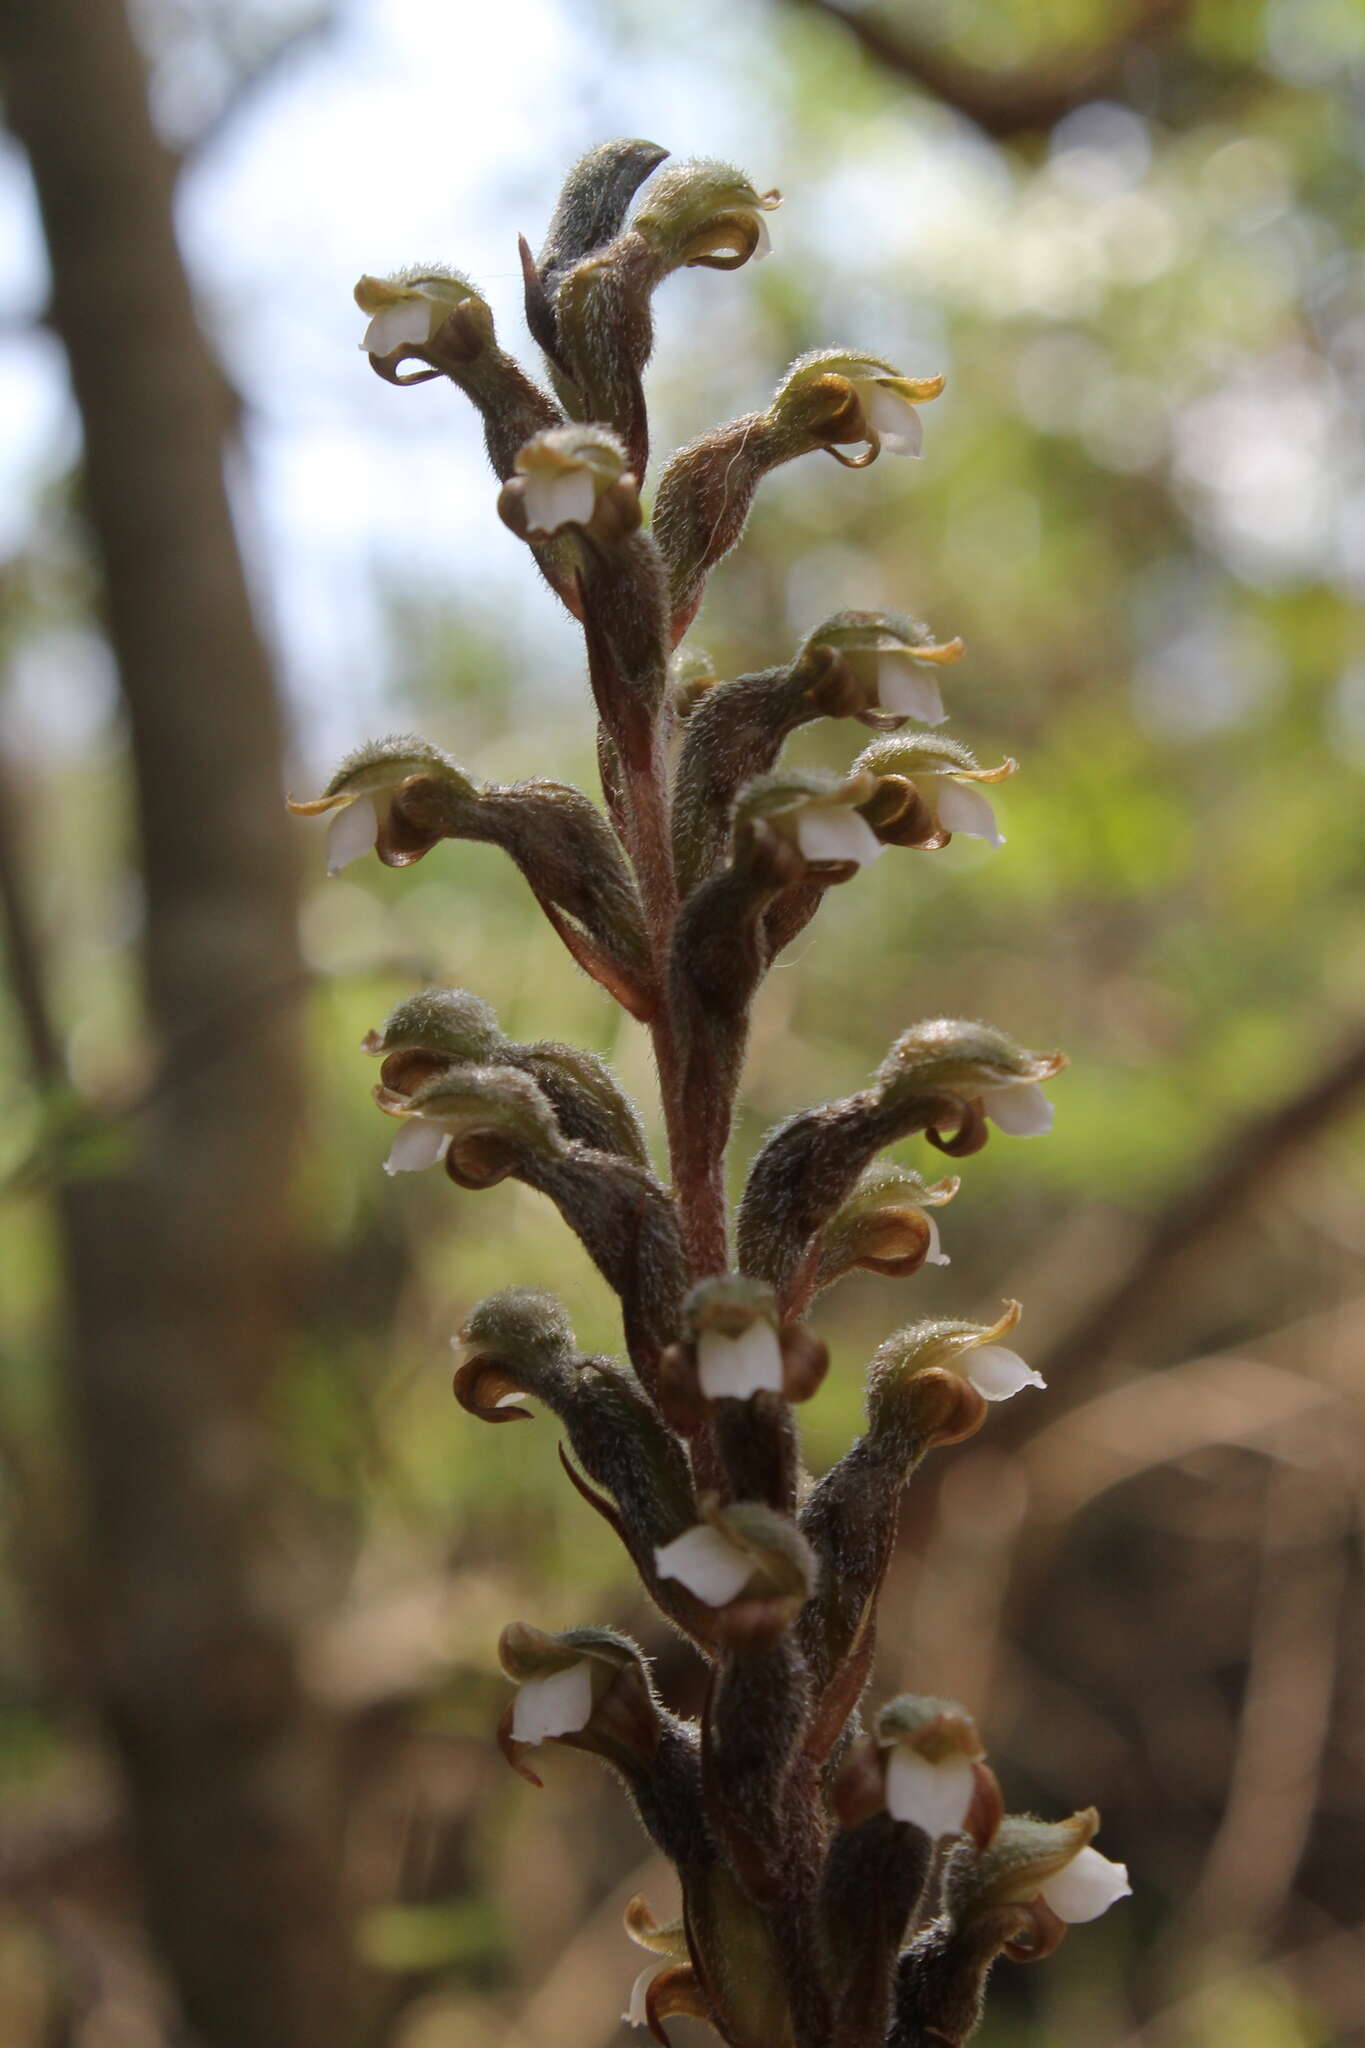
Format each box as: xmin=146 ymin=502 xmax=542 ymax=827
xmin=630 ymin=159 xmax=781 ymax=271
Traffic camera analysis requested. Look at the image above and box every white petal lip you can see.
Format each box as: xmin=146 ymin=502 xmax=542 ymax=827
xmin=361 ymin=298 xmax=437 ymax=357
xmin=885 ymin=1750 xmax=976 ymax=1836
xmin=1039 ymin=1845 xmax=1132 ymax=1924
xmin=697 ymin=1324 xmax=784 ymax=1400
xmin=325 ymin=793 xmax=380 ymax=875
xmin=877 ymin=651 xmax=947 ymax=725
xmin=982 ymin=1081 xmax=1053 ymax=1136
xmin=383 ymin=1120 xmax=452 ymax=1176
xmin=750 ymin=211 xmax=773 ymax=259
xmin=627 ymin=1964 xmax=662 ymax=2026
xmin=521 ymin=467 xmax=597 ymax=535
xmin=923 ymin=1212 xmax=950 ymax=1266
xmin=963 ymin=1344 xmax=1045 ymax=1403
xmin=510 ymin=1660 xmax=595 ymax=1745
xmin=858 ymin=381 xmax=925 ymax=457
xmin=654 ymin=1525 xmax=753 ymax=1606
xmin=795 ymin=806 xmax=885 ymax=867
xmin=934 ymin=777 xmax=1004 ymax=847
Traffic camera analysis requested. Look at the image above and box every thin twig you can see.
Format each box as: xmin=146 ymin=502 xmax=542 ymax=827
xmin=786 ymin=0 xmax=1189 ymax=139
xmin=0 ymin=752 xmax=65 ymax=1088
xmin=1032 ymin=1027 xmax=1365 ymax=1410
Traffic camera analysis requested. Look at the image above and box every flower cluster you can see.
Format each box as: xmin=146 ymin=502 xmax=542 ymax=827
xmin=296 ymin=140 xmax=1128 ymax=2048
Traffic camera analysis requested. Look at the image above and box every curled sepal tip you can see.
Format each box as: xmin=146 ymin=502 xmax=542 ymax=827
xmin=451 ymin=1286 xmax=576 ymax=1424
xmin=627 ymin=1963 xmax=712 ymax=2045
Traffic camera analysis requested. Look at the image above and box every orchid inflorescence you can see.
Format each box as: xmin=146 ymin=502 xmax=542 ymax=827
xmin=295 ymin=140 xmax=1129 ymax=2048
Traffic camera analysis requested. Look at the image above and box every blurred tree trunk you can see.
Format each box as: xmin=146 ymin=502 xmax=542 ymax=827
xmin=0 ymin=2 xmax=360 ymax=2042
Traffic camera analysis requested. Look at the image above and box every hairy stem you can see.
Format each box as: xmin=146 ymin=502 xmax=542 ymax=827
xmin=625 ymin=734 xmax=730 ymax=1278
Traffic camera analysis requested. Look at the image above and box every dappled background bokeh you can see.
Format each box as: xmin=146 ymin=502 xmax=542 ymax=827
xmin=2 ymin=1 xmax=1364 ymax=2043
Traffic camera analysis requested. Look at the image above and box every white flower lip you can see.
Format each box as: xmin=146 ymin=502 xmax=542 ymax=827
xmin=521 ymin=467 xmax=597 ymax=535
xmin=923 ymin=1212 xmax=950 ymax=1267
xmin=627 ymin=1963 xmax=662 ymax=2027
xmin=510 ymin=1659 xmax=595 ymax=1746
xmin=963 ymin=1343 xmax=1045 ymax=1403
xmin=750 ymin=210 xmax=773 ymax=260
xmin=654 ymin=1524 xmax=753 ymax=1606
xmin=697 ymin=1323 xmax=784 ymax=1400
xmin=934 ymin=777 xmax=1004 ymax=847
xmin=982 ymin=1081 xmax=1053 ymax=1136
xmin=1039 ymin=1844 xmax=1132 ymax=1924
xmin=325 ymin=793 xmax=380 ymax=875
xmin=885 ymin=1749 xmax=976 ymax=1837
xmin=383 ymin=1119 xmax=452 ymax=1176
xmin=795 ymin=806 xmax=885 ymax=868
xmin=857 ymin=380 xmax=925 ymax=457
xmin=877 ymin=650 xmax=947 ymax=726
xmin=361 ymin=297 xmax=439 ymax=359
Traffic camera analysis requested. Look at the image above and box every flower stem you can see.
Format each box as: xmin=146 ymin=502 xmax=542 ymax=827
xmin=624 ymin=738 xmax=729 ymax=1279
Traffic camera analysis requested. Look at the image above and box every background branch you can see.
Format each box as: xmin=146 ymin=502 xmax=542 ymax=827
xmin=788 ymin=0 xmax=1190 ymax=137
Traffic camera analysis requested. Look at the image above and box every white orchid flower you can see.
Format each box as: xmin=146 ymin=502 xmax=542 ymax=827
xmin=654 ymin=1523 xmax=753 ymax=1606
xmin=885 ymin=1749 xmax=978 ymax=1837
xmin=354 ymin=271 xmax=477 ymax=358
xmin=510 ymin=1659 xmax=594 ymax=1746
xmin=1039 ymin=1845 xmax=1132 ymax=1924
xmin=962 ymin=1343 xmax=1045 ymax=1402
xmin=382 ymin=1117 xmax=451 ymax=1176
xmin=696 ymin=1322 xmax=784 ymax=1400
xmin=980 ymin=1081 xmax=1054 ymax=1135
xmin=794 ymin=802 xmax=885 ymax=868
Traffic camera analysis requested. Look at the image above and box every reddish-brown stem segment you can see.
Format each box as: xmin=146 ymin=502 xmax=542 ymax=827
xmin=622 ymin=735 xmax=730 ymax=1279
